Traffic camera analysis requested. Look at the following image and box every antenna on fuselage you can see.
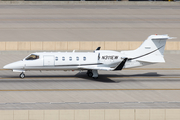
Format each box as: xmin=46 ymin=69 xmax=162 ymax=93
xmin=96 ymin=47 xmax=101 ymax=51
xmin=94 ymin=47 xmax=101 ymax=52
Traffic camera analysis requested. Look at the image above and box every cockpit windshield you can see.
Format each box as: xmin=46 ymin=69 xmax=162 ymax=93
xmin=25 ymin=54 xmax=39 ymax=60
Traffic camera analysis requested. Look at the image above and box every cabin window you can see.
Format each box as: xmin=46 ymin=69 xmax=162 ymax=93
xmin=55 ymin=57 xmax=58 ymax=61
xmin=69 ymin=57 xmax=72 ymax=61
xmin=76 ymin=57 xmax=79 ymax=61
xmin=83 ymin=57 xmax=86 ymax=61
xmin=25 ymin=54 xmax=39 ymax=60
xmin=62 ymin=57 xmax=65 ymax=61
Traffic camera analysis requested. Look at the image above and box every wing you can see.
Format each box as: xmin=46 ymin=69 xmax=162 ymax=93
xmin=78 ymin=58 xmax=128 ymax=71
xmin=78 ymin=66 xmax=114 ymax=71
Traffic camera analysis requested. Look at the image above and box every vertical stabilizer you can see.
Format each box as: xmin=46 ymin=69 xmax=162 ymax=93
xmin=121 ymin=35 xmax=173 ymax=63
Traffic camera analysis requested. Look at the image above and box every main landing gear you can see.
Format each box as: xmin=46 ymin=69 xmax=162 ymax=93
xmin=87 ymin=70 xmax=98 ymax=79
xmin=19 ymin=72 xmax=25 ymax=79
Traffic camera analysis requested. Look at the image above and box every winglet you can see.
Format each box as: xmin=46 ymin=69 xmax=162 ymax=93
xmin=114 ymin=58 xmax=128 ymax=71
xmin=96 ymin=47 xmax=101 ymax=51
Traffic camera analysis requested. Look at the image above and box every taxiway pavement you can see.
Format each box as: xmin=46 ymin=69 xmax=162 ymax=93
xmin=0 ymin=53 xmax=180 ymax=110
xmin=0 ymin=2 xmax=180 ymax=110
xmin=0 ymin=3 xmax=179 ymax=42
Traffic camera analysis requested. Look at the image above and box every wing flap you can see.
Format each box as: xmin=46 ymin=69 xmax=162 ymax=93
xmin=78 ymin=66 xmax=114 ymax=71
xmin=79 ymin=58 xmax=128 ymax=71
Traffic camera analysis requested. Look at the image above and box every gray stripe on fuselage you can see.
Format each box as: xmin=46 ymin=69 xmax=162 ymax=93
xmin=128 ymin=45 xmax=164 ymax=60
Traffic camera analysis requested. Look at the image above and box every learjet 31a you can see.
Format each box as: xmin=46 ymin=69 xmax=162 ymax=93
xmin=4 ymin=34 xmax=174 ymax=79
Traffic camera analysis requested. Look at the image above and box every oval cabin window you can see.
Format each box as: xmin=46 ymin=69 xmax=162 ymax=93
xmin=62 ymin=57 xmax=65 ymax=61
xmin=69 ymin=57 xmax=72 ymax=61
xmin=76 ymin=57 xmax=79 ymax=61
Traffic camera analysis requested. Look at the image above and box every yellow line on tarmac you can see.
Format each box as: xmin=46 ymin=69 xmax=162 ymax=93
xmin=1 ymin=68 xmax=180 ymax=71
xmin=125 ymin=68 xmax=180 ymax=70
xmin=110 ymin=76 xmax=180 ymax=79
xmin=0 ymin=77 xmax=79 ymax=79
xmin=0 ymin=76 xmax=180 ymax=79
xmin=0 ymin=89 xmax=180 ymax=92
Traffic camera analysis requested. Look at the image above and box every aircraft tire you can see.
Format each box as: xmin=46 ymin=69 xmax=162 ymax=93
xmin=87 ymin=72 xmax=93 ymax=77
xmin=19 ymin=73 xmax=25 ymax=79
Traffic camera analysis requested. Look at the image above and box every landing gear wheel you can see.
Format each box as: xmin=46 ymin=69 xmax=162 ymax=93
xmin=87 ymin=72 xmax=93 ymax=77
xmin=19 ymin=73 xmax=25 ymax=79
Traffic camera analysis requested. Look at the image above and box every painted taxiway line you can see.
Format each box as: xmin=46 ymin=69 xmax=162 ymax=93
xmin=0 ymin=76 xmax=180 ymax=79
xmin=111 ymin=76 xmax=180 ymax=79
xmin=1 ymin=68 xmax=180 ymax=71
xmin=0 ymin=89 xmax=180 ymax=92
xmin=126 ymin=68 xmax=180 ymax=70
xmin=1 ymin=101 xmax=180 ymax=105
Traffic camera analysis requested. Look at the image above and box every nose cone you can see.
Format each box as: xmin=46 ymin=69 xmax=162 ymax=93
xmin=3 ymin=64 xmax=11 ymax=69
xmin=3 ymin=61 xmax=24 ymax=70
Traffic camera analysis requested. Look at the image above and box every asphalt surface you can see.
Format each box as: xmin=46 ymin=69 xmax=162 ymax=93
xmin=0 ymin=4 xmax=179 ymax=41
xmin=0 ymin=70 xmax=180 ymax=110
xmin=0 ymin=3 xmax=180 ymax=110
xmin=0 ymin=53 xmax=180 ymax=110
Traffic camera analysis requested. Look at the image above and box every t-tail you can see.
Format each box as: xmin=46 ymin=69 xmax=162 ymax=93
xmin=121 ymin=34 xmax=174 ymax=63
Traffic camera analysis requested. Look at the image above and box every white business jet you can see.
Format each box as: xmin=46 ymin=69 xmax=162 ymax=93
xmin=4 ymin=34 xmax=173 ymax=79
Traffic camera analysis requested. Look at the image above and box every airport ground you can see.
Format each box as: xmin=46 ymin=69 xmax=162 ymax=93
xmin=0 ymin=2 xmax=180 ymax=42
xmin=0 ymin=52 xmax=180 ymax=110
xmin=0 ymin=0 xmax=180 ymax=113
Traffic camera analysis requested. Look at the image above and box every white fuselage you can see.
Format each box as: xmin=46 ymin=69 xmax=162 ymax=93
xmin=3 ymin=34 xmax=172 ymax=78
xmin=3 ymin=50 xmax=148 ymax=72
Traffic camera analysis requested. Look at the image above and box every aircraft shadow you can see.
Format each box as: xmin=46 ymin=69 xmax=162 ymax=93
xmin=101 ymin=72 xmax=163 ymax=77
xmin=74 ymin=72 xmax=117 ymax=83
xmin=1 ymin=72 xmax=179 ymax=83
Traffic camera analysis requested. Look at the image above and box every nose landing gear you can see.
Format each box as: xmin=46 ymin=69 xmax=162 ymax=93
xmin=19 ymin=72 xmax=25 ymax=79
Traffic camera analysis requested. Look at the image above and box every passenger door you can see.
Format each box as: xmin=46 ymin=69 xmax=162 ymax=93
xmin=43 ymin=55 xmax=55 ymax=66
